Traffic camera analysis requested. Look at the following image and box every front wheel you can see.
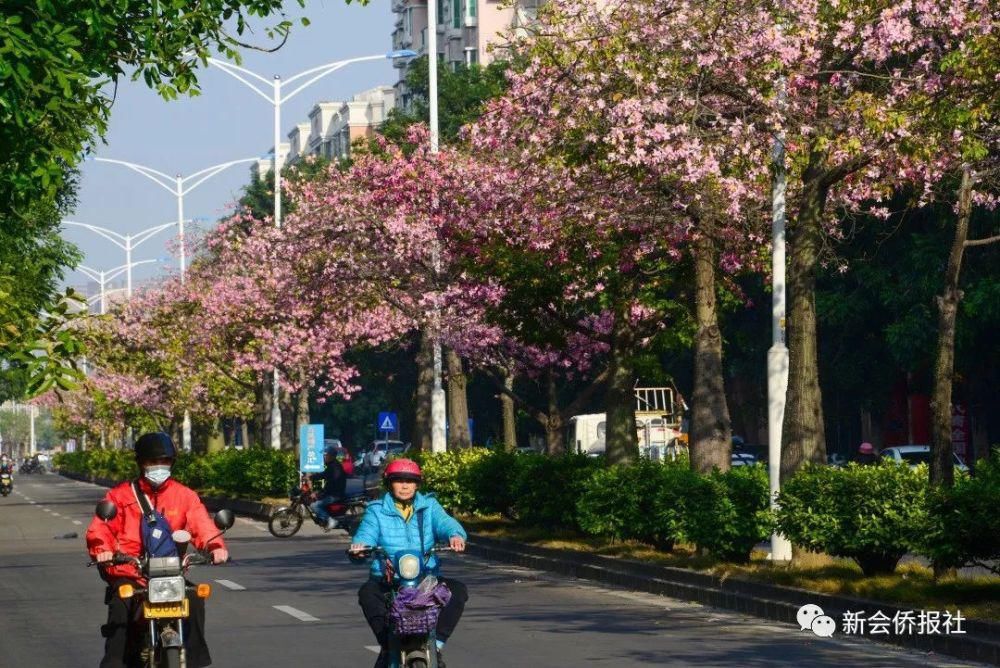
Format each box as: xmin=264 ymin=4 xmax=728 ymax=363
xmin=268 ymin=507 xmax=304 ymax=537
xmin=161 ymin=646 xmax=181 ymax=668
xmin=408 ymin=660 xmax=428 ymax=668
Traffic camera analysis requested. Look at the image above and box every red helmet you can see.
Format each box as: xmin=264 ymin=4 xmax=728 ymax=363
xmin=384 ymin=458 xmax=422 ymax=483
xmin=859 ymin=442 xmax=875 ymax=455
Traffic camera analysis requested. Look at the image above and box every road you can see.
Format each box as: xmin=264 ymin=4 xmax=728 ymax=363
xmin=0 ymin=473 xmax=987 ymax=667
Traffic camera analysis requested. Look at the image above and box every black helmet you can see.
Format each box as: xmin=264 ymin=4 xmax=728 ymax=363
xmin=134 ymin=432 xmax=177 ymax=462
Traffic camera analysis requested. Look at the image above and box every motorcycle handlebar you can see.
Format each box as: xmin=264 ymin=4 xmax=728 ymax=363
xmin=345 ymin=544 xmax=456 ymax=560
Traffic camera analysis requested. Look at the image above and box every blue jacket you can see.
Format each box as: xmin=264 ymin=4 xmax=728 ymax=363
xmin=352 ymin=491 xmax=467 ymax=579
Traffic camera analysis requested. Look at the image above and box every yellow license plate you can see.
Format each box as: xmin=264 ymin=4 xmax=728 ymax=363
xmin=142 ymin=598 xmax=189 ymax=619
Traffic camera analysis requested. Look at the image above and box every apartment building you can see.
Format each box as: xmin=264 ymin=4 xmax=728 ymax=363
xmin=391 ymin=0 xmax=542 ymax=108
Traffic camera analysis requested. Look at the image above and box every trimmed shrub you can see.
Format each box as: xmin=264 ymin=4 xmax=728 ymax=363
xmin=509 ymin=453 xmax=602 ymax=530
xmin=577 ymin=460 xmax=695 ymax=551
xmin=415 ymin=448 xmax=495 ymax=512
xmin=777 ymin=463 xmax=928 ymax=575
xmin=920 ymin=454 xmax=1000 ymax=574
xmin=682 ymin=464 xmax=773 ymax=563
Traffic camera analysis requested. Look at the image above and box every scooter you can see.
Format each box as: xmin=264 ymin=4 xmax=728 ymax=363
xmin=348 ymin=544 xmax=455 ymax=668
xmin=0 ymin=472 xmax=12 ymax=496
xmin=267 ymin=474 xmax=367 ymax=538
xmin=88 ymin=500 xmax=235 ymax=668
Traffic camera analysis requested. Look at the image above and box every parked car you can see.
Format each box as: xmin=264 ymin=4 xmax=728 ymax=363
xmin=323 ymin=439 xmax=355 ymax=476
xmin=731 ymin=451 xmax=758 ymax=467
xmin=363 ymin=440 xmax=408 ymax=472
xmin=880 ymin=445 xmax=969 ymax=473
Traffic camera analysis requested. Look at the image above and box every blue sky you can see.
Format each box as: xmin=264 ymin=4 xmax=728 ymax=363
xmin=67 ymin=0 xmax=395 ymax=292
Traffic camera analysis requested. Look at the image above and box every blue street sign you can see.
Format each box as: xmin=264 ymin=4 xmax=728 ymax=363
xmin=299 ymin=423 xmax=325 ymax=473
xmin=377 ymin=411 xmax=399 ymax=434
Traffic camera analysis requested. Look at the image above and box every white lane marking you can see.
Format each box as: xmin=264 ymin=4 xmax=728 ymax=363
xmin=73 ymin=520 xmax=83 ymax=525
xmin=215 ymin=579 xmax=246 ymax=591
xmin=273 ymin=605 xmax=319 ymax=622
xmin=51 ymin=512 xmax=62 ymax=517
xmin=364 ymin=646 xmax=382 ymax=654
xmin=29 ymin=501 xmax=37 ymax=505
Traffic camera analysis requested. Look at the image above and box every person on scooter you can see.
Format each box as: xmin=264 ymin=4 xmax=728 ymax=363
xmin=0 ymin=454 xmax=13 ymax=475
xmin=86 ymin=432 xmax=229 ymax=668
xmin=349 ymin=458 xmax=468 ymax=668
xmin=310 ymin=444 xmax=348 ymax=530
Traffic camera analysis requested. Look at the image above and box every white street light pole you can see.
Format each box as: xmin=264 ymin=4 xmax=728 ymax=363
xmin=205 ymin=49 xmax=416 ymax=449
xmin=63 ymin=221 xmax=176 ymax=298
xmin=89 ymin=157 xmax=259 ymax=285
xmin=77 ymin=260 xmax=163 ymax=314
xmin=768 ymin=80 xmax=792 ymax=562
xmin=426 ymin=2 xmax=446 ymax=454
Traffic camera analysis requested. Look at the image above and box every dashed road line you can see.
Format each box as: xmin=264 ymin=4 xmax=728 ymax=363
xmin=72 ymin=520 xmax=83 ymax=525
xmin=236 ymin=517 xmax=267 ymax=533
xmin=273 ymin=605 xmax=319 ymax=622
xmin=364 ymin=646 xmax=381 ymax=654
xmin=214 ymin=579 xmax=246 ymax=591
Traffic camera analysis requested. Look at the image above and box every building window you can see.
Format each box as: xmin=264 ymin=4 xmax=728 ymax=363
xmin=453 ymin=0 xmax=462 ymax=28
xmin=437 ymin=0 xmax=445 ymax=24
xmin=404 ymin=7 xmax=413 ymax=37
xmin=467 ymin=0 xmax=476 ymax=19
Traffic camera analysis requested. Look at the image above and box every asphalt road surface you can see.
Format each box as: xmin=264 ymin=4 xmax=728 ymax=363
xmin=0 ymin=473 xmax=988 ymax=667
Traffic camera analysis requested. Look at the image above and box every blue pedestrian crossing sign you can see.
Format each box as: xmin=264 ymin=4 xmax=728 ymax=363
xmin=377 ymin=412 xmax=399 ymax=434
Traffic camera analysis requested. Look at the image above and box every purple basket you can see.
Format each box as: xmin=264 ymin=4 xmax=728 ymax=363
xmin=388 ymin=582 xmax=452 ymax=635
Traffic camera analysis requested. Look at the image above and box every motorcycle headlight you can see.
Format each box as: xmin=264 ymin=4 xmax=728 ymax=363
xmin=397 ymin=554 xmax=421 ymax=580
xmin=147 ymin=576 xmax=186 ymax=603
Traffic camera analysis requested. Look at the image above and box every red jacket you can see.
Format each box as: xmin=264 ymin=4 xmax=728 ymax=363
xmin=86 ymin=477 xmax=226 ymax=582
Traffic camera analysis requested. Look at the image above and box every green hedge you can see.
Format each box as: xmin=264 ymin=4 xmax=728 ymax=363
xmin=682 ymin=465 xmax=774 ymax=563
xmin=54 ymin=448 xmax=298 ymax=499
xmin=776 ymin=463 xmax=929 ymax=575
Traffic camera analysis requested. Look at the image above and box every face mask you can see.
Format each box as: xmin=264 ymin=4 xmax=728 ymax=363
xmin=144 ymin=465 xmax=171 ymax=487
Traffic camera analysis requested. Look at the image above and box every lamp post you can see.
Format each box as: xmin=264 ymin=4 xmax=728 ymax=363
xmin=768 ymin=80 xmax=793 ymax=562
xmin=424 ymin=2 xmax=446 ymax=453
xmin=77 ymin=259 xmax=165 ymax=314
xmin=204 ymin=49 xmax=416 ymax=449
xmin=87 ymin=157 xmax=259 ymax=283
xmin=62 ymin=221 xmax=177 ymax=298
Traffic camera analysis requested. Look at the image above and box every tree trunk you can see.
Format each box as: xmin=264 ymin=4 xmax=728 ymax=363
xmin=501 ymin=367 xmax=517 ymax=452
xmin=239 ymin=420 xmax=249 ymax=450
xmin=295 ymin=389 xmax=310 ymax=459
xmin=206 ymin=419 xmax=225 ymax=454
xmin=280 ymin=388 xmax=294 ymax=450
xmin=259 ymin=375 xmax=271 ymax=450
xmin=544 ymin=370 xmax=565 ymax=455
xmin=412 ymin=329 xmax=434 ymax=453
xmin=781 ymin=162 xmax=829 ymax=482
xmin=446 ymin=349 xmax=472 ymax=449
xmin=931 ymin=166 xmax=973 ymax=489
xmin=690 ymin=231 xmax=732 ymax=473
xmin=605 ymin=317 xmax=639 ymax=466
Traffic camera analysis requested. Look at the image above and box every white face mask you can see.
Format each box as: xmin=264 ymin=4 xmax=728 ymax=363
xmin=144 ymin=465 xmax=171 ymax=487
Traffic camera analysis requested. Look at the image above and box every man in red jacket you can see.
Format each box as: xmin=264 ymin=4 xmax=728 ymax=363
xmin=86 ymin=432 xmax=228 ymax=668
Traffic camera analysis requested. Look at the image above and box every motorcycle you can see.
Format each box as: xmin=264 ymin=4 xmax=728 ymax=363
xmin=88 ymin=500 xmax=235 ymax=668
xmin=348 ymin=544 xmax=455 ymax=668
xmin=267 ymin=474 xmax=367 ymax=538
xmin=0 ymin=472 xmax=12 ymax=496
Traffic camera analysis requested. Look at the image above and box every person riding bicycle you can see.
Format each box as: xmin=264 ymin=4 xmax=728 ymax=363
xmin=349 ymin=458 xmax=468 ymax=668
xmin=85 ymin=432 xmax=229 ymax=668
xmin=309 ymin=445 xmax=348 ymax=530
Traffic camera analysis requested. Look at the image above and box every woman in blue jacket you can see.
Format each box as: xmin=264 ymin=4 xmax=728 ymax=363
xmin=350 ymin=458 xmax=468 ymax=668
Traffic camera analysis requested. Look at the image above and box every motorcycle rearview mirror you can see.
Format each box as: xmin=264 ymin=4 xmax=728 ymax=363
xmin=213 ymin=509 xmax=235 ymax=531
xmin=95 ymin=500 xmax=117 ymax=521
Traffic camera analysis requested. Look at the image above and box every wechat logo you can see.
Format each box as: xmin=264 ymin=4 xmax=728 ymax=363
xmin=798 ymin=604 xmax=836 ymax=638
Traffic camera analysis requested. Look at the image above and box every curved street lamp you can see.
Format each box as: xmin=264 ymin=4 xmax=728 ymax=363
xmin=86 ymin=156 xmax=261 ymax=283
xmin=62 ymin=220 xmax=177 ymax=298
xmin=76 ymin=259 xmax=168 ymax=314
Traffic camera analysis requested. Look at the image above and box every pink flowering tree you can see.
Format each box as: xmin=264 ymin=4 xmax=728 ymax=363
xmin=467 ymin=0 xmax=779 ymax=467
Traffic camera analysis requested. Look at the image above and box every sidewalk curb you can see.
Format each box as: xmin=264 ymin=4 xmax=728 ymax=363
xmin=463 ymin=534 xmax=1000 ymax=666
xmin=61 ymin=472 xmax=999 ymax=665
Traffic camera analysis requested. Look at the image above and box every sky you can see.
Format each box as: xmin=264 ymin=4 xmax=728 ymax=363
xmin=66 ymin=0 xmax=396 ymax=295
